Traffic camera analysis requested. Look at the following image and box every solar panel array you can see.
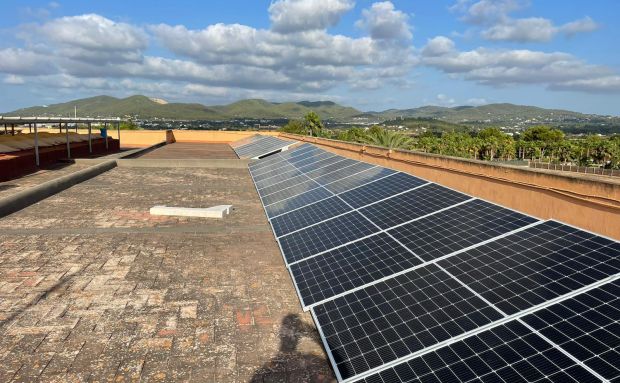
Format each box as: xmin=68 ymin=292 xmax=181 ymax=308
xmin=248 ymin=143 xmax=620 ymax=382
xmin=233 ymin=135 xmax=296 ymax=159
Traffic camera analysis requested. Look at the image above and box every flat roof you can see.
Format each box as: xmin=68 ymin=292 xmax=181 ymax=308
xmin=0 ymin=165 xmax=334 ymax=381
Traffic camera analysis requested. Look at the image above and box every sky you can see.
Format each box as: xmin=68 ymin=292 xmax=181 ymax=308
xmin=0 ymin=0 xmax=619 ymax=115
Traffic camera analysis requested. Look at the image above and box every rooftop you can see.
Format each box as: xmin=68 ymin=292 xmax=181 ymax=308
xmin=0 ymin=156 xmax=334 ymax=381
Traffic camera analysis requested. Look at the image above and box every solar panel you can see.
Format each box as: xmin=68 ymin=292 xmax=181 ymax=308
xmin=290 ymin=232 xmax=423 ymax=308
xmin=270 ymin=196 xmax=352 ymax=237
xmin=313 ymin=263 xmax=504 ymax=380
xmin=247 ymin=142 xmax=620 ymax=383
xmin=264 ymin=187 xmax=334 ymax=218
xmin=254 ymin=168 xmax=303 ymax=189
xmin=388 ymin=199 xmax=539 ymax=262
xmin=234 ymin=136 xmax=295 ymax=159
xmin=305 ymin=159 xmax=360 ymax=179
xmin=287 ymin=150 xmax=333 ymax=167
xmin=360 ymin=183 xmax=471 ymax=229
xmin=261 ymin=179 xmax=321 ymax=206
xmin=257 ymin=174 xmax=309 ymax=197
xmin=278 ymin=211 xmax=380 ymax=265
xmin=358 ymin=320 xmax=600 ymax=383
xmin=252 ymin=164 xmax=298 ymax=182
xmin=521 ymin=279 xmax=619 ymax=381
xmin=339 ymin=172 xmax=428 ymax=209
xmin=296 ymin=154 xmax=347 ymax=173
xmin=439 ymin=220 xmax=620 ymax=315
xmin=312 ymin=162 xmax=376 ymax=186
xmin=323 ymin=167 xmax=397 ymax=195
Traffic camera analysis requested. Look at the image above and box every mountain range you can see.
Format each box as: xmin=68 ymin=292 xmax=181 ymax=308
xmin=3 ymin=95 xmax=617 ymax=127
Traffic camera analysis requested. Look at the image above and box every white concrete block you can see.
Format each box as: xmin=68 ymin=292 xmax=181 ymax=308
xmin=150 ymin=205 xmax=233 ymax=218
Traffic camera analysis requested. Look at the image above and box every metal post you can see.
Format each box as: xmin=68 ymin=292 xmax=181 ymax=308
xmin=29 ymin=123 xmax=32 ymax=133
xmin=3 ymin=124 xmax=6 ymax=134
xmin=64 ymin=122 xmax=71 ymax=159
xmin=88 ymin=122 xmax=92 ymax=153
xmin=116 ymin=121 xmax=120 ymax=149
xmin=34 ymin=123 xmax=39 ymax=166
xmin=11 ymin=124 xmax=15 ymax=136
xmin=105 ymin=122 xmax=109 ymax=150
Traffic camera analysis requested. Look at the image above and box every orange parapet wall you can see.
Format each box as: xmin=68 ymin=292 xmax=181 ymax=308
xmin=102 ymin=130 xmax=280 ymax=147
xmin=280 ymin=133 xmax=620 ymax=240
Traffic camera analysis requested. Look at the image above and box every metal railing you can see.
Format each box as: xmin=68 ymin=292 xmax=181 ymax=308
xmin=529 ymin=161 xmax=620 ymax=177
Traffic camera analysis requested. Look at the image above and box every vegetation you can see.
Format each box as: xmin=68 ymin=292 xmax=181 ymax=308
xmin=287 ymin=113 xmax=620 ymax=169
xmin=280 ymin=111 xmax=326 ymax=136
xmin=119 ymin=121 xmax=140 ymax=130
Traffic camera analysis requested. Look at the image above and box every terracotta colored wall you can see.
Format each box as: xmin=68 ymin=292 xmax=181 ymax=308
xmin=34 ymin=129 xmax=281 ymax=147
xmin=281 ymin=133 xmax=620 ymax=240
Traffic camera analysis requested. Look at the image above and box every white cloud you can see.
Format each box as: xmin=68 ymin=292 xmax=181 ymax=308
xmin=482 ymin=17 xmax=556 ymax=42
xmin=560 ymin=16 xmax=599 ymax=36
xmin=434 ymin=93 xmax=456 ymax=106
xmin=268 ymin=0 xmax=354 ymax=33
xmin=466 ymin=97 xmax=488 ymax=105
xmin=451 ymin=0 xmax=600 ymax=42
xmin=421 ymin=36 xmax=620 ymax=93
xmin=29 ymin=14 xmax=148 ymax=64
xmin=355 ymin=1 xmax=412 ymax=41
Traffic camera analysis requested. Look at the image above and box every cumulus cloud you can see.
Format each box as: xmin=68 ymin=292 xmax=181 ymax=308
xmin=268 ymin=0 xmax=354 ymax=33
xmin=451 ymin=0 xmax=600 ymax=42
xmin=0 ymin=4 xmax=415 ymax=98
xmin=421 ymin=36 xmax=620 ymax=93
xmin=31 ymin=14 xmax=148 ymax=63
xmin=355 ymin=1 xmax=412 ymax=42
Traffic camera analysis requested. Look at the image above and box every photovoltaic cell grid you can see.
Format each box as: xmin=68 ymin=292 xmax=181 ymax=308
xmin=359 ymin=320 xmax=600 ymax=383
xmin=388 ymin=199 xmax=539 ymax=262
xmin=271 ymin=196 xmax=352 ymax=237
xmin=290 ymin=200 xmax=540 ymax=309
xmin=279 ymin=211 xmax=380 ymax=265
xmin=247 ymin=143 xmax=620 ymax=382
xmin=439 ymin=220 xmax=620 ymax=315
xmin=339 ymin=172 xmax=428 ymax=209
xmin=290 ymin=232 xmax=422 ymax=308
xmin=359 ymin=183 xmax=471 ymax=229
xmin=522 ymin=279 xmax=620 ymax=382
xmin=359 ymin=280 xmax=620 ymax=383
xmin=313 ymin=264 xmax=504 ymax=380
xmin=234 ymin=135 xmax=296 ymax=159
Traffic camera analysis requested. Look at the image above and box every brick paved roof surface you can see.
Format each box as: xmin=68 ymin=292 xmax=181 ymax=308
xmin=0 ymin=165 xmax=334 ymax=382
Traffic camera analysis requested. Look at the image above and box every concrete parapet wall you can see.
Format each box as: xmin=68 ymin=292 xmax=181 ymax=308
xmin=281 ymin=133 xmax=620 ymax=240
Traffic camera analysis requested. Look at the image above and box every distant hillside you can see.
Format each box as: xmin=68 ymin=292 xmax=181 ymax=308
xmin=375 ymin=103 xmax=592 ymax=124
xmin=4 ymin=95 xmax=362 ymax=121
xmin=4 ymin=96 xmax=618 ymax=133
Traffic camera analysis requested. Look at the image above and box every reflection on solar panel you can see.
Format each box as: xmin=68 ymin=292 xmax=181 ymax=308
xmin=247 ymin=142 xmax=620 ymax=383
xmin=233 ymin=135 xmax=296 ymax=159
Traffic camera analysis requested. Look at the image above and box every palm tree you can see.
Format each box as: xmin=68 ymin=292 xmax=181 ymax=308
xmin=362 ymin=129 xmax=412 ymax=150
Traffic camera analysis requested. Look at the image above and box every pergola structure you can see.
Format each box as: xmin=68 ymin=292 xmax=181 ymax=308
xmin=0 ymin=116 xmax=122 ymax=166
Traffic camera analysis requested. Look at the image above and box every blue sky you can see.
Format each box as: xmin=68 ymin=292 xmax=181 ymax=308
xmin=0 ymin=0 xmax=619 ymax=115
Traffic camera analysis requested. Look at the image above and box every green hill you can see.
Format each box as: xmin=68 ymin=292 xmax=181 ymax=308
xmin=4 ymin=95 xmax=361 ymax=121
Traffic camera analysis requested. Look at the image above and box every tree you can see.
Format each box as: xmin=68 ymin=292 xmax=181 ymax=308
xmin=304 ymin=111 xmax=324 ymax=137
xmin=280 ymin=120 xmax=305 ymax=134
xmin=335 ymin=127 xmax=367 ymax=142
xmin=362 ymin=128 xmax=412 ymax=150
xmin=522 ymin=126 xmax=564 ymax=159
xmin=119 ymin=121 xmax=140 ymax=130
